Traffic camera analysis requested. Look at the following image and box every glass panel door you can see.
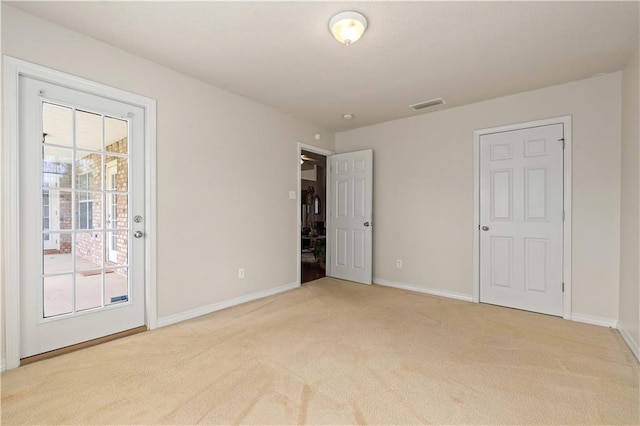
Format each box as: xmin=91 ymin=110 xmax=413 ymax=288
xmin=20 ymin=75 xmax=146 ymax=359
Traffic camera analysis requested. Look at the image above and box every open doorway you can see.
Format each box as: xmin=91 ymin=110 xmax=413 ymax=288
xmin=300 ymin=149 xmax=327 ymax=283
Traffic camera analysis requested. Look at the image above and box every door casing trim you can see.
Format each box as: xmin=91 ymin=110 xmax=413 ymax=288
xmin=297 ymin=143 xmax=333 ymax=284
xmin=2 ymin=56 xmax=158 ymax=370
xmin=472 ymin=115 xmax=572 ymax=319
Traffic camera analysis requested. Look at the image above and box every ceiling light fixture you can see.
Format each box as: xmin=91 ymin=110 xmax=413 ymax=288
xmin=329 ymin=11 xmax=368 ymax=45
xmin=342 ymin=113 xmax=355 ymax=120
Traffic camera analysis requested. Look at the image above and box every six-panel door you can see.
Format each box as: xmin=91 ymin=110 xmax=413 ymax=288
xmin=329 ymin=150 xmax=373 ymax=285
xmin=479 ymin=124 xmax=564 ymax=316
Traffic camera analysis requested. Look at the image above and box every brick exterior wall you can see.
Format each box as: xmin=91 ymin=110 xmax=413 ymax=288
xmin=75 ymin=150 xmax=103 ymax=267
xmin=55 ymin=170 xmax=73 ymax=255
xmin=59 ymin=190 xmax=72 ymax=254
xmin=107 ymin=138 xmax=129 ymax=269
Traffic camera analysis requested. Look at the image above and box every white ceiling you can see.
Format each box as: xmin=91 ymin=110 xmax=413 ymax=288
xmin=10 ymin=1 xmax=639 ymax=132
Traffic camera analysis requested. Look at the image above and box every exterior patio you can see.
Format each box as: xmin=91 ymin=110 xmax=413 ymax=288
xmin=43 ymin=253 xmax=128 ymax=317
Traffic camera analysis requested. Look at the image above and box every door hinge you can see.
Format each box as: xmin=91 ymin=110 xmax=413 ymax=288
xmin=558 ymin=138 xmax=565 ymax=149
xmin=562 ymin=210 xmax=565 ymax=221
xmin=562 ymin=282 xmax=565 ymax=292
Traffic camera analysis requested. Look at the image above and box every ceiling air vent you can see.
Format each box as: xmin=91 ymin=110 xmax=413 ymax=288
xmin=410 ymin=98 xmax=445 ymax=111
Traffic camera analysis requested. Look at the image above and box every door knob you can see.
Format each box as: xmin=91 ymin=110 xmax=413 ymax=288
xmin=364 ymin=222 xmax=370 ymax=227
xmin=481 ymin=226 xmax=489 ymax=231
xmin=134 ymin=231 xmax=144 ymax=238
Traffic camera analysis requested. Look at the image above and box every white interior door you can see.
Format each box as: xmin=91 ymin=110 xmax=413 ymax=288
xmin=479 ymin=124 xmax=564 ymax=316
xmin=106 ymin=161 xmax=118 ymax=264
xmin=328 ymin=149 xmax=373 ymax=284
xmin=19 ymin=76 xmax=146 ymax=358
xmin=42 ymin=173 xmax=60 ymax=251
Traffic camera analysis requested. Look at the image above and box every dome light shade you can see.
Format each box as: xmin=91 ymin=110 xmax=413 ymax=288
xmin=329 ymin=11 xmax=368 ymax=45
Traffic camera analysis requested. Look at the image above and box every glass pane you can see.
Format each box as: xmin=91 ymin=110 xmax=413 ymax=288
xmin=75 ymin=232 xmax=103 ymax=271
xmin=106 ymin=192 xmax=116 ymax=229
xmin=106 ymin=231 xmax=128 ymax=267
xmin=75 ymin=151 xmax=102 ymax=191
xmin=44 ymin=232 xmax=73 ymax=274
xmin=59 ymin=232 xmax=73 ymax=254
xmin=42 ymin=103 xmax=73 ymax=147
xmin=42 ymin=147 xmax=72 ymax=189
xmin=76 ymin=110 xmax=102 ymax=151
xmin=42 ymin=189 xmax=72 ymax=233
xmin=43 ymin=274 xmax=73 ymax=318
xmin=105 ymin=155 xmax=128 ymax=192
xmin=106 ymin=268 xmax=128 ymax=306
xmin=76 ymin=271 xmax=103 ymax=312
xmin=43 ymin=190 xmax=51 ymax=231
xmin=116 ymin=194 xmax=128 ymax=229
xmin=76 ymin=192 xmax=102 ymax=230
xmin=58 ymin=191 xmax=73 ymax=230
xmin=105 ymin=116 xmax=128 ymax=154
xmin=106 ymin=194 xmax=127 ymax=230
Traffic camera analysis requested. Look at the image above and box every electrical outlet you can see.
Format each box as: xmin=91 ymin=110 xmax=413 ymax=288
xmin=396 ymin=259 xmax=402 ymax=269
xmin=238 ymin=268 xmax=245 ymax=279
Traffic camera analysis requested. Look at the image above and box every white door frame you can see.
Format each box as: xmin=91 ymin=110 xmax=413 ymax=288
xmin=297 ymin=143 xmax=334 ymax=285
xmin=472 ymin=115 xmax=572 ymax=319
xmin=2 ymin=56 xmax=157 ymax=370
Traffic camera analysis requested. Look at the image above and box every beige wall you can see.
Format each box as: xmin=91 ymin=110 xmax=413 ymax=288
xmin=619 ymin=41 xmax=640 ymax=355
xmin=1 ymin=4 xmax=334 ymax=362
xmin=336 ymin=73 xmax=623 ymax=321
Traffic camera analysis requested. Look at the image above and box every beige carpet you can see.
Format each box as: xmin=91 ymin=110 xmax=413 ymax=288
xmin=2 ymin=278 xmax=638 ymax=424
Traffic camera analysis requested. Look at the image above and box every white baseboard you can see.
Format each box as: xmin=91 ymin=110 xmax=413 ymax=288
xmin=373 ymin=278 xmax=473 ymax=302
xmin=618 ymin=326 xmax=640 ymax=363
xmin=373 ymin=281 xmax=624 ymax=333
xmin=570 ymin=313 xmax=618 ymax=328
xmin=157 ymin=282 xmax=299 ymax=328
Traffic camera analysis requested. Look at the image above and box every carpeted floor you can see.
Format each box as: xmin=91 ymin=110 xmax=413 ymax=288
xmin=2 ymin=278 xmax=638 ymax=424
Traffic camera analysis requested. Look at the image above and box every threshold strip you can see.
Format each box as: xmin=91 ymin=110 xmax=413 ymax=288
xmin=20 ymin=325 xmax=147 ymax=366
